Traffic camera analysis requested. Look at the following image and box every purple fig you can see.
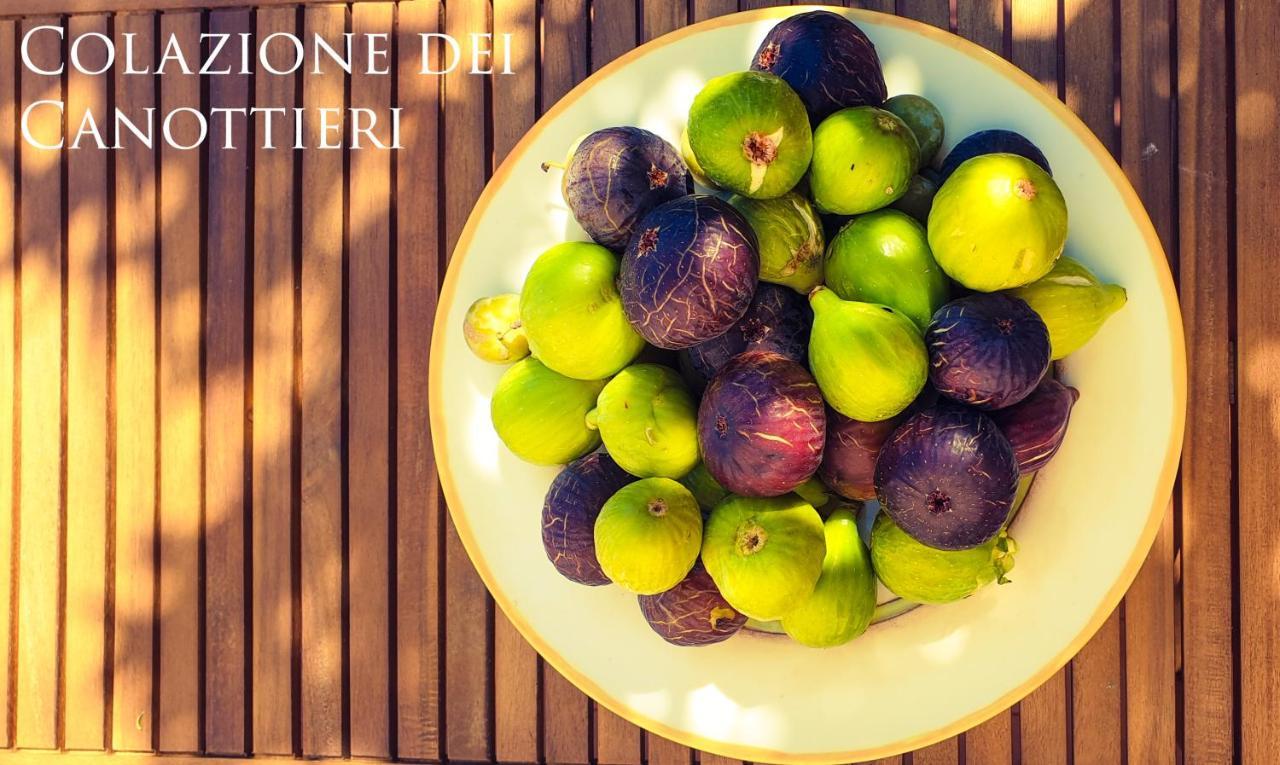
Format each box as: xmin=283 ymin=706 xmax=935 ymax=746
xmin=818 ymin=410 xmax=901 ymax=501
xmin=989 ymin=377 xmax=1080 ymax=472
xmin=638 ymin=562 xmax=747 ymax=646
xmin=678 ymin=283 xmax=811 ymax=392
xmin=926 ymin=293 xmax=1051 ymax=410
xmin=541 ymin=452 xmax=637 ymax=585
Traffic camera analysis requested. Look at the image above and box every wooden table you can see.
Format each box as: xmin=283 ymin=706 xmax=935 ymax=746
xmin=0 ymin=0 xmax=1270 ymax=762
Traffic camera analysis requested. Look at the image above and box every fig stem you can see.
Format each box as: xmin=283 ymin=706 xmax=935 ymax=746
xmin=540 ymin=160 xmax=567 ymax=173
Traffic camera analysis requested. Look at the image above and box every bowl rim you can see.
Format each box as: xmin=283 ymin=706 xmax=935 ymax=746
xmin=428 ymin=5 xmax=1188 ymax=762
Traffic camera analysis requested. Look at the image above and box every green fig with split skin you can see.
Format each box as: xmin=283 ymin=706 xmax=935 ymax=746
xmin=589 ymin=364 xmax=699 ymax=479
xmin=808 ymin=287 xmax=928 ymax=422
xmin=595 ymin=478 xmax=702 ymax=594
xmin=871 ymin=512 xmax=1017 ymax=605
xmin=491 ymin=358 xmax=605 ymax=465
xmin=463 ymin=294 xmax=529 ymax=363
xmin=781 ymin=508 xmax=877 ymax=647
xmin=701 ymin=494 xmax=825 ymax=620
xmin=928 ymin=153 xmax=1068 ymax=291
xmin=809 ymin=106 xmax=920 ymax=215
xmin=1007 ymin=255 xmax=1127 ymax=359
xmin=728 ymin=191 xmax=825 ymax=293
xmin=687 ymin=71 xmax=813 ymax=199
xmin=520 ymin=241 xmax=645 ymax=380
xmin=825 ymin=209 xmax=949 ymax=331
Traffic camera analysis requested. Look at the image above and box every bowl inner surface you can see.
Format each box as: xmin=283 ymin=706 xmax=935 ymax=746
xmin=430 ymin=7 xmax=1184 ymax=762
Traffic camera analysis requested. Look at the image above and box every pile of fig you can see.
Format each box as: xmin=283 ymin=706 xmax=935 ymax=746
xmin=465 ymin=10 xmax=1127 ymax=649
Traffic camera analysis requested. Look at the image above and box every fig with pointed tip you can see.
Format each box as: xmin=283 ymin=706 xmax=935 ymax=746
xmin=589 ymin=364 xmax=700 ymax=479
xmin=728 ymin=191 xmax=825 ymax=293
xmin=871 ymin=512 xmax=1017 ymax=604
xmin=819 ymin=409 xmax=901 ymax=501
xmin=940 ymin=128 xmax=1051 ymax=180
xmin=808 ymin=287 xmax=928 ymax=422
xmin=1007 ymin=255 xmax=1127 ymax=359
xmin=701 ymin=494 xmax=826 ymax=620
xmin=547 ymin=127 xmax=693 ymax=251
xmin=595 ymin=478 xmax=702 ymax=595
xmin=926 ymin=293 xmax=1051 ymax=410
xmin=520 ymin=242 xmax=645 ymax=380
xmin=542 ymin=452 xmax=638 ymax=585
xmin=928 ymin=153 xmax=1068 ymax=291
xmin=989 ymin=377 xmax=1080 ymax=472
xmin=875 ymin=402 xmax=1020 ymax=550
xmin=781 ymin=508 xmax=877 ymax=647
xmin=810 ymin=106 xmax=919 ymax=215
xmin=462 ymin=293 xmax=529 ymax=363
xmin=678 ymin=283 xmax=811 ymax=392
xmin=638 ymin=562 xmax=747 ymax=646
xmin=686 ymin=71 xmax=813 ymax=199
xmin=697 ymin=350 xmax=827 ymax=498
xmin=825 ymin=209 xmax=949 ymax=331
xmin=620 ymin=195 xmax=760 ymax=349
xmin=750 ymin=11 xmax=887 ymax=124
xmin=491 ymin=358 xmax=604 ymax=465
xmin=883 ymin=94 xmax=945 ymax=167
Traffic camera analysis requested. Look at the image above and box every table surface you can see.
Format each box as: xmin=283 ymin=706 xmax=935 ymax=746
xmin=0 ymin=0 xmax=1272 ymax=763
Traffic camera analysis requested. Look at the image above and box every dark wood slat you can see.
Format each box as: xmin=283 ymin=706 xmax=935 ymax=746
xmin=111 ymin=12 xmax=157 ymax=752
xmin=0 ymin=17 xmax=15 ymax=753
xmin=63 ymin=12 xmax=108 ymax=752
xmin=156 ymin=11 xmax=203 ymax=753
xmin=395 ymin=0 xmax=443 ymax=759
xmin=691 ymin=0 xmax=734 ymax=19
xmin=442 ymin=0 xmax=494 ymax=758
xmin=1177 ymin=0 xmax=1234 ymax=759
xmin=203 ymin=8 xmax=250 ymax=755
xmin=899 ymin=0 xmax=948 ymax=29
xmin=15 ymin=15 xmax=63 ymax=751
xmin=955 ymin=0 xmax=1001 ymax=54
xmin=347 ymin=3 xmax=396 ymax=758
xmin=298 ymin=3 xmax=346 ymax=757
xmin=1010 ymin=0 xmax=1055 ymax=93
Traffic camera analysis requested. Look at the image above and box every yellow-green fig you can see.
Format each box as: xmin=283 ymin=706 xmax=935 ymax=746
xmin=1007 ymin=255 xmax=1127 ymax=359
xmin=781 ymin=508 xmax=876 ymax=647
xmin=810 ymin=106 xmax=919 ymax=215
xmin=728 ymin=191 xmax=825 ymax=293
xmin=871 ymin=512 xmax=1017 ymax=604
xmin=807 ymin=287 xmax=928 ymax=422
xmin=462 ymin=294 xmax=529 ymax=363
xmin=595 ymin=478 xmax=702 ymax=594
xmin=589 ymin=364 xmax=700 ymax=479
xmin=520 ymin=241 xmax=646 ymax=380
xmin=490 ymin=357 xmax=604 ymax=465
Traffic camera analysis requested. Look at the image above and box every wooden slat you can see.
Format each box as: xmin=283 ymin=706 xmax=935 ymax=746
xmin=15 ymin=16 xmax=63 ymax=751
xmin=1237 ymin=0 xmax=1280 ymax=755
xmin=964 ymin=709 xmax=1011 ymax=764
xmin=251 ymin=6 xmax=297 ymax=756
xmin=900 ymin=0 xmax=949 ymax=30
xmin=156 ymin=11 xmax=202 ymax=754
xmin=395 ymin=0 xmax=443 ymax=760
xmin=203 ymin=8 xmax=250 ymax=755
xmin=911 ymin=737 xmax=959 ymax=765
xmin=1010 ymin=0 xmax=1056 ymax=93
xmin=1019 ymin=670 xmax=1068 ymax=765
xmin=1177 ymin=0 xmax=1234 ymax=760
xmin=348 ymin=3 xmax=394 ymax=758
xmin=63 ymin=12 xmax=108 ymax=752
xmin=1118 ymin=0 xmax=1178 ymax=760
xmin=443 ymin=0 xmax=493 ymax=759
xmin=111 ymin=12 xmax=156 ymax=752
xmin=955 ymin=0 xmax=1002 ymax=54
xmin=0 ymin=17 xmax=15 ymax=753
xmin=299 ymin=3 xmax=345 ymax=758
xmin=690 ymin=0 xmax=734 ymax=19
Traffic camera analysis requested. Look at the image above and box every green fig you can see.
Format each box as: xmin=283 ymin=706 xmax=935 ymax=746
xmin=883 ymin=94 xmax=945 ymax=168
xmin=1007 ymin=255 xmax=1127 ymax=359
xmin=810 ymin=106 xmax=920 ymax=215
xmin=595 ymin=478 xmax=702 ymax=594
xmin=520 ymin=241 xmax=646 ymax=380
xmin=781 ymin=508 xmax=877 ymax=647
xmin=825 ymin=209 xmax=950 ymax=331
xmin=680 ymin=126 xmax=718 ymax=189
xmin=701 ymin=494 xmax=825 ymax=620
xmin=728 ymin=191 xmax=825 ymax=293
xmin=490 ymin=358 xmax=604 ymax=465
xmin=792 ymin=475 xmax=832 ymax=511
xmin=679 ymin=463 xmax=729 ymax=511
xmin=928 ymin=153 xmax=1068 ymax=291
xmin=462 ymin=294 xmax=529 ymax=363
xmin=807 ymin=287 xmax=928 ymax=422
xmin=870 ymin=512 xmax=1017 ymax=605
xmin=589 ymin=364 xmax=699 ymax=479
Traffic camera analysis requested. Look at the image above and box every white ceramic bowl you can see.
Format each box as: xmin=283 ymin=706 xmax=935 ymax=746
xmin=429 ymin=7 xmax=1185 ymax=762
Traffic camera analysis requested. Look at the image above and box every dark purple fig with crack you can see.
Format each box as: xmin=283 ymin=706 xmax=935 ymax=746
xmin=697 ymin=350 xmax=826 ymax=497
xmin=926 ymin=293 xmax=1051 ymax=410
xmin=989 ymin=377 xmax=1080 ymax=473
xmin=541 ymin=452 xmax=638 ymax=585
xmin=545 ymin=127 xmax=693 ymax=251
xmin=818 ymin=409 xmax=901 ymax=501
xmin=751 ymin=11 xmax=887 ymax=124
xmin=620 ymin=195 xmax=760 ymax=350
xmin=638 ymin=562 xmax=747 ymax=646
xmin=677 ymin=283 xmax=812 ymax=392
xmin=875 ymin=402 xmax=1020 ymax=550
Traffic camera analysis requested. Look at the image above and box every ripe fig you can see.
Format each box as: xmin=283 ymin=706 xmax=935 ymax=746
xmin=491 ymin=358 xmax=604 ymax=465
xmin=926 ymin=293 xmax=1051 ymax=410
xmin=542 ymin=452 xmax=638 ymax=585
xmin=810 ymin=106 xmax=919 ymax=215
xmin=678 ymin=463 xmax=729 ymax=512
xmin=678 ymin=283 xmax=811 ymax=392
xmin=940 ymin=128 xmax=1051 ymax=180
xmin=728 ymin=191 xmax=825 ymax=293
xmin=871 ymin=512 xmax=1017 ymax=604
xmin=1007 ymin=255 xmax=1128 ymax=359
xmin=462 ymin=294 xmax=529 ymax=364
xmin=818 ymin=409 xmax=901 ymax=501
xmin=638 ymin=562 xmax=747 ymax=646
xmin=590 ymin=364 xmax=700 ymax=479
xmin=595 ymin=478 xmax=702 ymax=595
xmin=781 ymin=508 xmax=876 ymax=647
xmin=989 ymin=377 xmax=1080 ymax=473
